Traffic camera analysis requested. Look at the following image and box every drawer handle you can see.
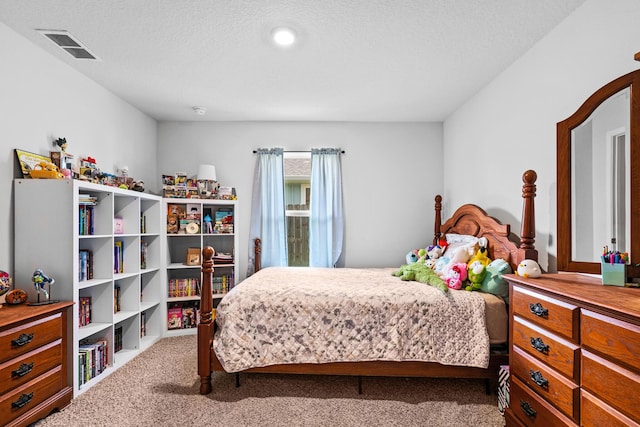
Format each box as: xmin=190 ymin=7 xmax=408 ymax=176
xmin=11 ymin=362 xmax=33 ymax=378
xmin=11 ymin=333 xmax=34 ymax=347
xmin=529 ymin=369 xmax=549 ymax=389
xmin=12 ymin=362 xmax=35 ymax=378
xmin=12 ymin=392 xmax=34 ymax=409
xmin=529 ymin=302 xmax=548 ymax=317
xmin=530 ymin=336 xmax=549 ymax=354
xmin=520 ymin=400 xmax=537 ymax=418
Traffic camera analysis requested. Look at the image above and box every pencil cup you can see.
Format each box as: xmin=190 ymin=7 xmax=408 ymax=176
xmin=601 ymin=262 xmax=627 ymax=286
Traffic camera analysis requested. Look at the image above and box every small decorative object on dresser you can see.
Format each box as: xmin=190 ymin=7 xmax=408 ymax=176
xmin=29 ymin=269 xmax=58 ymax=306
xmin=505 ymin=273 xmax=640 ymax=426
xmin=0 ymin=270 xmax=12 ymax=305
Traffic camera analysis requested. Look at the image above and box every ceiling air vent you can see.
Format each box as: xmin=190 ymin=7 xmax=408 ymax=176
xmin=37 ymin=29 xmax=100 ymax=61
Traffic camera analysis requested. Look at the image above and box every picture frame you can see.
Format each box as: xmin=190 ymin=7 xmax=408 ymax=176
xmin=15 ymin=149 xmax=52 ymax=178
xmin=186 ymin=247 xmax=201 ymax=266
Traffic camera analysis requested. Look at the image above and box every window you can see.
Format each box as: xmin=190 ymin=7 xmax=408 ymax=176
xmin=284 ymin=153 xmax=311 ymax=266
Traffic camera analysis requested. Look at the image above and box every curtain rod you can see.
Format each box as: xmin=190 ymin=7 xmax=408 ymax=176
xmin=252 ymin=149 xmax=345 ymax=154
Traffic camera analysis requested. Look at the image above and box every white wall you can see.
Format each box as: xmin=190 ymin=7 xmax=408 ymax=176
xmin=0 ymin=22 xmax=158 ymax=278
xmin=158 ymin=121 xmax=443 ymax=280
xmin=443 ymin=0 xmax=640 ymax=272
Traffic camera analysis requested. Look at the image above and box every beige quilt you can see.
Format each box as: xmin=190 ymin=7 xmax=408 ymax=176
xmin=213 ymin=267 xmax=490 ymax=372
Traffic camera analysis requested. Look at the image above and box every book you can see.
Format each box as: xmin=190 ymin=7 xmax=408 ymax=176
xmin=114 ymin=240 xmax=124 ymax=273
xmin=79 ymin=249 xmax=93 ymax=281
xmin=114 ymin=285 xmax=121 ymax=313
xmin=167 ymin=306 xmax=182 ymax=329
xmin=182 ymin=306 xmax=197 ymax=328
xmin=79 ymin=296 xmax=91 ymax=327
xmin=140 ymin=240 xmax=148 ymax=269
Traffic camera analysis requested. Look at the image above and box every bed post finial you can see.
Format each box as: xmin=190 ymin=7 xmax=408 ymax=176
xmin=518 ymin=170 xmax=538 ymax=263
xmin=255 ymin=238 xmax=262 ymax=273
xmin=434 ymin=195 xmax=443 ymax=245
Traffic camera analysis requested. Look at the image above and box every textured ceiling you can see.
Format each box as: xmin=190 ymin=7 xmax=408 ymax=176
xmin=0 ymin=0 xmax=586 ymax=122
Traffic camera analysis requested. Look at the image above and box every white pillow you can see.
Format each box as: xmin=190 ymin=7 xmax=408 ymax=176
xmin=445 ymin=233 xmax=479 ymax=245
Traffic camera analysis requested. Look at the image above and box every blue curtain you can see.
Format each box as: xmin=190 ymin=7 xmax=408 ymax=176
xmin=309 ymin=148 xmax=344 ymax=267
xmin=248 ymin=148 xmax=288 ymax=274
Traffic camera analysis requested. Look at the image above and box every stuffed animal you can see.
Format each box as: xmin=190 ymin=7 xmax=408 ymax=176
xmin=392 ymin=262 xmax=448 ymax=292
xmin=445 ymin=262 xmax=468 ymax=290
xmin=424 ymin=258 xmax=437 ymax=270
xmin=426 ymin=244 xmax=444 ymax=260
xmin=481 ymin=259 xmax=512 ymax=302
xmin=516 ymin=259 xmax=542 ymax=278
xmin=466 ymin=260 xmax=486 ymax=291
xmin=405 ymin=248 xmax=427 ymax=264
xmin=468 ymin=237 xmax=491 ymax=267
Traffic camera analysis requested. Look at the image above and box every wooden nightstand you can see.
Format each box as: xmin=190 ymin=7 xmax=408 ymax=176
xmin=0 ymin=301 xmax=73 ymax=427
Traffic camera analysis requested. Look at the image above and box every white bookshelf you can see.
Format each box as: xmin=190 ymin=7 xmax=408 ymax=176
xmin=162 ymin=198 xmax=238 ymax=336
xmin=13 ymin=179 xmax=163 ymax=396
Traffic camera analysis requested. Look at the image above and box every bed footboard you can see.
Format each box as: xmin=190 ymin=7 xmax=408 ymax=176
xmin=197 ymin=246 xmax=215 ymax=394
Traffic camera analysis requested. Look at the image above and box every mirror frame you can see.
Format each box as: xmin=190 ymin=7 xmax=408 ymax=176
xmin=557 ymin=69 xmax=640 ymax=277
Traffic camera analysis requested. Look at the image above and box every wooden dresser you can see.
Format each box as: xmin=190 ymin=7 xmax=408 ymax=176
xmin=0 ymin=302 xmax=73 ymax=427
xmin=505 ymin=273 xmax=640 ymax=426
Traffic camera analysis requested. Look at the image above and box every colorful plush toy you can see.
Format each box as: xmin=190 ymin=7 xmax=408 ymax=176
xmin=445 ymin=262 xmax=468 ymax=290
xmin=468 ymin=237 xmax=491 ymax=267
xmin=405 ymin=248 xmax=427 ymax=264
xmin=516 ymin=259 xmax=542 ymax=278
xmin=466 ymin=260 xmax=486 ymax=291
xmin=392 ymin=262 xmax=448 ymax=292
xmin=481 ymin=259 xmax=513 ymax=302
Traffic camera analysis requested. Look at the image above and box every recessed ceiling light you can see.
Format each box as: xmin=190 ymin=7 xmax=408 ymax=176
xmin=272 ymin=27 xmax=296 ymax=47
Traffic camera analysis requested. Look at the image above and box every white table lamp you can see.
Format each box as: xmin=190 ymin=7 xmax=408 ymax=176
xmin=197 ymin=164 xmax=218 ymax=198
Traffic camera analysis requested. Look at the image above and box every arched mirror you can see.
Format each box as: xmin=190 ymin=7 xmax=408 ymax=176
xmin=557 ymin=69 xmax=640 ymax=278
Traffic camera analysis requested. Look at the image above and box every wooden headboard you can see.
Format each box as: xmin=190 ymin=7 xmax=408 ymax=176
xmin=433 ymin=169 xmax=537 ymax=272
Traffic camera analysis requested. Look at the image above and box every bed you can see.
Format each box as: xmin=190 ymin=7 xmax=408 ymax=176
xmin=197 ymin=169 xmax=538 ymax=395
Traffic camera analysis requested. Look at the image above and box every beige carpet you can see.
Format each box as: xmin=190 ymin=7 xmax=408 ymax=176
xmin=38 ymin=335 xmax=506 ymax=427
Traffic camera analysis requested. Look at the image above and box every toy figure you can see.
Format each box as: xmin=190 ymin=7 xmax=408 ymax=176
xmin=32 ymin=268 xmax=54 ymax=300
xmin=204 ymin=214 xmax=213 ymax=234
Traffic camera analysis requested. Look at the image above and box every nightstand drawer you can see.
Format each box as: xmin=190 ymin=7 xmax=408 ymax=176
xmin=0 ymin=365 xmax=63 ymax=425
xmin=0 ymin=339 xmax=63 ymax=395
xmin=510 ymin=376 xmax=576 ymax=426
xmin=581 ymin=350 xmax=640 ymax=422
xmin=513 ymin=316 xmax=580 ymax=380
xmin=581 ymin=389 xmax=640 ymax=427
xmin=511 ymin=286 xmax=578 ymax=342
xmin=581 ymin=309 xmax=640 ymax=372
xmin=0 ymin=313 xmax=62 ymax=363
xmin=511 ymin=346 xmax=578 ymax=419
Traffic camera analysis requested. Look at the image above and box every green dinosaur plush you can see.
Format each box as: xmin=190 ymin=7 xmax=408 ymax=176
xmin=392 ymin=262 xmax=448 ymax=292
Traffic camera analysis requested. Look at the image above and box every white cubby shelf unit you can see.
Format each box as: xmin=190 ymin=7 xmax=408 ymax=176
xmin=163 ymin=198 xmax=238 ymax=336
xmin=14 ymin=179 xmax=163 ymax=396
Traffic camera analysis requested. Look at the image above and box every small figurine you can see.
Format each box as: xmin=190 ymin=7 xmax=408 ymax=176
xmin=55 ymin=137 xmax=67 ymax=151
xmin=204 ymin=214 xmax=213 ymax=234
xmin=32 ymin=268 xmax=54 ymax=301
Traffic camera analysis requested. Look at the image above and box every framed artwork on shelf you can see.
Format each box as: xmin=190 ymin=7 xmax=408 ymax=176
xmin=15 ymin=149 xmax=52 ymax=178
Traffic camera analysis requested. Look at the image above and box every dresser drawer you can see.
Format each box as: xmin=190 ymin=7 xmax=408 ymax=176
xmin=0 ymin=339 xmax=63 ymax=395
xmin=581 ymin=309 xmax=640 ymax=372
xmin=0 ymin=313 xmax=62 ymax=363
xmin=0 ymin=365 xmax=63 ymax=425
xmin=511 ymin=346 xmax=578 ymax=420
xmin=581 ymin=389 xmax=640 ymax=427
xmin=581 ymin=350 xmax=640 ymax=422
xmin=513 ymin=316 xmax=580 ymax=380
xmin=511 ymin=286 xmax=579 ymax=342
xmin=510 ymin=376 xmax=577 ymax=426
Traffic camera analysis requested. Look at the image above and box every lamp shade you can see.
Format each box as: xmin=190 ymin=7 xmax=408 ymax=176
xmin=197 ymin=164 xmax=217 ymax=181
